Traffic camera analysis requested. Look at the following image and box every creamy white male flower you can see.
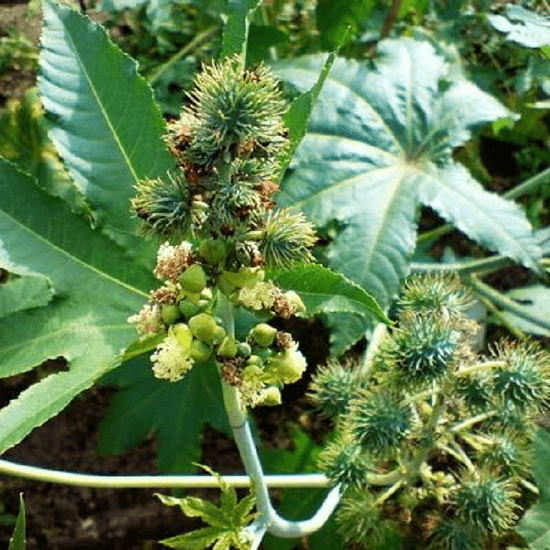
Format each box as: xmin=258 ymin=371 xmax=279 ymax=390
xmin=153 ymin=241 xmax=193 ymax=282
xmin=150 ymin=333 xmax=194 ymax=382
xmin=128 ymin=303 xmax=164 ymax=337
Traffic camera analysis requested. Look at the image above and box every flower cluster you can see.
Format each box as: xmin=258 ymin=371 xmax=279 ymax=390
xmin=309 ymin=274 xmax=550 ymax=550
xmin=128 ymin=55 xmax=316 ymax=399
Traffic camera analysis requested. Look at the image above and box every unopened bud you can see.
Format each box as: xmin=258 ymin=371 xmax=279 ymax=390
xmin=256 ymin=386 xmax=282 ymax=406
xmin=190 ymin=339 xmax=212 ymax=363
xmin=189 ymin=313 xmax=219 ymax=343
xmin=178 ymin=264 xmax=207 ymax=294
xmin=161 ymin=304 xmax=180 ymax=325
xmin=249 ymin=323 xmax=277 ymax=347
xmin=267 ymin=347 xmax=307 ymax=384
xmin=217 ymin=336 xmax=238 ymax=358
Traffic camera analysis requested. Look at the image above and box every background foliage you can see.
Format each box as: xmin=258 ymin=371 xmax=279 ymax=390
xmin=0 ymin=0 xmax=549 ymax=548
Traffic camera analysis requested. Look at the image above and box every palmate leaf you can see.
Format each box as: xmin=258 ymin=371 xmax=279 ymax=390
xmin=0 ymin=158 xmax=152 ymax=453
xmin=274 ymin=39 xmax=542 ymax=308
xmin=488 ymin=5 xmax=550 ymax=49
xmin=97 ymin=357 xmax=229 ymax=472
xmin=38 ymin=0 xmax=174 ymax=257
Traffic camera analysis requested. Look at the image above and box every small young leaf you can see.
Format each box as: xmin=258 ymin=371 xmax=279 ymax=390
xmin=7 ymin=494 xmax=25 ymax=550
xmin=270 ymin=264 xmax=389 ymax=324
xmin=161 ymin=525 xmax=224 ymax=549
xmin=220 ymin=0 xmax=262 ymax=63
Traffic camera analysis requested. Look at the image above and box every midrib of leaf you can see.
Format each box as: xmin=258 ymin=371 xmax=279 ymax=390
xmin=61 ymin=21 xmax=139 ymax=186
xmin=1 ymin=208 xmax=149 ymax=300
xmin=288 ymin=164 xmax=402 ymax=212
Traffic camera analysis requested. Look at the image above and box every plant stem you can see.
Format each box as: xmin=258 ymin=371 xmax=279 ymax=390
xmin=216 ymin=293 xmax=342 ymax=540
xmin=148 ymin=25 xmax=220 ymax=86
xmin=380 ymin=0 xmax=402 ymax=38
xmin=449 ymin=410 xmax=497 ymax=434
xmin=410 ymin=255 xmax=514 ymax=277
xmin=464 ymin=274 xmax=550 ymax=333
xmin=0 ymin=460 xmax=331 ymax=488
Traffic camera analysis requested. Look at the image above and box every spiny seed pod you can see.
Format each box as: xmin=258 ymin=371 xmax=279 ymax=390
xmin=453 ymin=475 xmax=519 ymax=534
xmin=190 ymin=339 xmax=212 ymax=363
xmin=476 ymin=436 xmax=530 ymax=478
xmin=174 ymin=56 xmax=289 ymax=166
xmin=249 ymin=323 xmax=277 ymax=348
xmin=348 ymin=392 xmax=411 ymax=455
xmin=491 ymin=340 xmax=550 ymax=410
xmin=188 ymin=313 xmax=219 ymax=344
xmin=178 ymin=264 xmax=207 ymax=294
xmin=379 ymin=315 xmax=463 ymax=387
xmin=318 ymin=434 xmax=371 ymax=489
xmin=132 ymin=172 xmax=190 ymax=238
xmin=397 ymin=272 xmax=471 ymax=318
xmin=160 ymin=304 xmax=180 ymax=325
xmin=258 ymin=209 xmax=317 ymax=269
xmin=336 ymin=489 xmax=389 ymax=550
xmin=309 ymin=362 xmax=364 ymax=420
xmin=428 ymin=518 xmax=483 ymax=550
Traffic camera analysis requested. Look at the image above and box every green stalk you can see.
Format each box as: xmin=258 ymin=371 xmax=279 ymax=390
xmin=465 ymin=274 xmax=550 ymax=333
xmin=148 ymin=25 xmax=220 ymax=87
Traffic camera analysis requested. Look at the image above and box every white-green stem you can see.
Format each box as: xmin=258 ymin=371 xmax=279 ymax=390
xmin=0 ymin=460 xmax=330 ymax=489
xmin=217 ymin=292 xmax=341 ymax=540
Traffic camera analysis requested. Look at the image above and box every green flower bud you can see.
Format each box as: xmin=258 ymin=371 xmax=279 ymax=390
xmin=178 ymin=298 xmax=202 ymax=319
xmin=249 ymin=323 xmax=277 ymax=348
xmin=178 ymin=264 xmax=207 ymax=294
xmin=221 ymin=267 xmax=264 ymax=289
xmin=190 ymin=339 xmax=212 ymax=363
xmin=199 ymin=238 xmax=228 ymax=265
xmin=265 ymin=347 xmax=307 ymax=384
xmin=245 ymin=355 xmax=262 ymax=367
xmin=217 ymin=336 xmax=238 ymax=358
xmin=212 ymin=325 xmax=226 ymax=345
xmin=255 ymin=386 xmax=282 ymax=406
xmin=172 ymin=323 xmax=193 ymax=351
xmin=160 ymin=304 xmax=180 ymax=325
xmin=237 ymin=342 xmax=252 ymax=358
xmin=189 ymin=313 xmax=219 ymax=343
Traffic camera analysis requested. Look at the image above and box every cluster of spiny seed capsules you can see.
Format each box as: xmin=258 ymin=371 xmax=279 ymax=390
xmin=129 ymin=56 xmax=317 ymax=404
xmin=131 ymin=55 xmax=316 ymax=272
xmin=309 ymin=274 xmax=550 ymax=550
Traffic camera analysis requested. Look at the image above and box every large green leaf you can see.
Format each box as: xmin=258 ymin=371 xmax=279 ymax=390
xmin=97 ymin=357 xmax=229 ymax=473
xmin=270 ymin=264 xmax=389 ymax=324
xmin=488 ymin=5 xmax=550 ymax=49
xmin=38 ymin=0 xmax=174 ymax=255
xmin=275 ymin=39 xmax=541 ymax=308
xmin=517 ymin=429 xmax=550 ymax=548
xmin=0 ymin=158 xmax=151 ymax=453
